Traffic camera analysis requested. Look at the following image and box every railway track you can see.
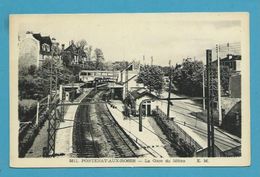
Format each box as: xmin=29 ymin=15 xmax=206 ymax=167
xmin=73 ymin=90 xmax=138 ymax=158
xmin=95 ymin=102 xmax=138 ymax=158
xmin=73 ymin=91 xmax=99 ymax=158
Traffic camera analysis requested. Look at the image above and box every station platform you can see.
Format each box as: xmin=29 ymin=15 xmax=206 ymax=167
xmin=107 ymin=100 xmax=170 ymax=158
xmin=55 ymin=89 xmax=92 ymax=156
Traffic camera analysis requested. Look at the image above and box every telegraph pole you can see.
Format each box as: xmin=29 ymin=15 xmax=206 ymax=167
xmin=125 ymin=61 xmax=129 ymax=97
xmin=206 ymin=49 xmax=215 ymax=157
xmin=55 ymin=68 xmax=58 ymax=95
xmin=216 ymin=44 xmax=222 ymax=126
xmin=167 ymin=60 xmax=172 ymax=119
xmin=49 ymin=60 xmax=53 ymax=101
xmin=112 ymin=67 xmax=115 ymax=99
xmin=202 ymin=68 xmax=205 ymax=110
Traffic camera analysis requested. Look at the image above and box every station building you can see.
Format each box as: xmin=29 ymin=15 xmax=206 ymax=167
xmin=78 ymin=61 xmax=144 ymax=100
xmin=59 ymin=83 xmax=86 ymax=102
xmin=124 ymin=88 xmax=159 ymax=116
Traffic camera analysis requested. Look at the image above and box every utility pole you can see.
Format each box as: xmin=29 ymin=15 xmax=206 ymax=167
xmin=227 ymin=42 xmax=230 ymax=55
xmin=49 ymin=60 xmax=53 ymax=101
xmin=47 ymin=52 xmax=58 ymax=156
xmin=206 ymin=49 xmax=215 ymax=157
xmin=112 ymin=67 xmax=115 ymax=99
xmin=36 ymin=102 xmax=39 ymax=126
xmin=60 ymin=85 xmax=65 ymax=122
xmin=217 ymin=44 xmax=222 ymax=126
xmin=167 ymin=60 xmax=172 ymax=119
xmin=202 ymin=68 xmax=205 ymax=110
xmin=151 ymin=56 xmax=153 ymax=66
xmin=72 ymin=74 xmax=75 ymax=101
xmin=47 ymin=94 xmax=50 ymax=110
xmin=125 ymin=61 xmax=129 ymax=97
xmin=55 ymin=68 xmax=58 ymax=95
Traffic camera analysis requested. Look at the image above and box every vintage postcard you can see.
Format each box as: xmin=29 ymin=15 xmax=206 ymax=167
xmin=10 ymin=13 xmax=250 ymax=167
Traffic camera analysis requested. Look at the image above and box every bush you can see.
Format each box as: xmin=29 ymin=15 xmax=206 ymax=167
xmin=123 ymin=105 xmax=131 ymax=117
xmin=175 ymin=138 xmax=196 ymax=157
xmin=19 ymin=99 xmax=37 ymax=122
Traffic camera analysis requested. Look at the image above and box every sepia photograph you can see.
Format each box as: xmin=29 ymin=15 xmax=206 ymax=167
xmin=9 ymin=13 xmax=250 ymax=167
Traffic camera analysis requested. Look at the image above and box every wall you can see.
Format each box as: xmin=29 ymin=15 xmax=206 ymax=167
xmin=235 ymin=60 xmax=241 ymax=72
xmin=121 ymin=70 xmax=143 ymax=99
xmin=134 ymin=95 xmax=157 ymax=115
xmin=19 ymin=36 xmax=40 ymax=68
xmin=229 ymin=73 xmax=241 ymax=98
xmin=196 ymin=146 xmax=223 ymax=157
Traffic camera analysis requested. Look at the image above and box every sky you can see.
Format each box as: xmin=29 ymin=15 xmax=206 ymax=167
xmin=17 ymin=13 xmax=244 ymax=66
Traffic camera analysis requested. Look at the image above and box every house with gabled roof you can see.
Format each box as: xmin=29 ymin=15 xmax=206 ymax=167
xmin=18 ymin=32 xmax=54 ymax=67
xmin=62 ymin=41 xmax=87 ymax=66
xmin=125 ymin=88 xmax=158 ymax=116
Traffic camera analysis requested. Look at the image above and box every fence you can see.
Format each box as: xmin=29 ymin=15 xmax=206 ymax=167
xmin=18 ymin=94 xmax=60 ymax=157
xmin=153 ymin=108 xmax=202 ymax=153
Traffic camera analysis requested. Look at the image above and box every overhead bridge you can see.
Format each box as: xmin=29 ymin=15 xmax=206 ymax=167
xmin=79 ymin=70 xmax=120 ymax=83
xmin=96 ymin=83 xmax=108 ymax=90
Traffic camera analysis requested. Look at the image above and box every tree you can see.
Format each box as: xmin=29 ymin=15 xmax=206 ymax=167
xmin=172 ymin=58 xmax=231 ymax=97
xmin=85 ymin=45 xmax=93 ymax=61
xmin=210 ymin=65 xmax=231 ymax=96
xmin=61 ymin=51 xmax=72 ymax=67
xmin=137 ymin=65 xmax=164 ymax=95
xmin=51 ymin=43 xmax=61 ymax=57
xmin=76 ymin=39 xmax=87 ymax=49
xmin=19 ymin=73 xmax=49 ymax=100
xmin=94 ymin=48 xmax=105 ymax=70
xmin=172 ymin=58 xmax=204 ymax=97
xmin=27 ymin=65 xmax=37 ymax=76
xmin=111 ymin=61 xmax=128 ymax=71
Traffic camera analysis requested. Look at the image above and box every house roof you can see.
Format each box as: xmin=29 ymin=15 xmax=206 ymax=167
xmin=32 ymin=33 xmax=52 ymax=44
xmin=64 ymin=43 xmax=77 ymax=52
xmin=64 ymin=43 xmax=87 ymax=57
xmin=211 ymin=54 xmax=241 ymax=66
xmin=221 ymin=54 xmax=241 ymax=61
xmin=129 ymin=88 xmax=158 ymax=100
xmin=63 ymin=83 xmax=86 ymax=88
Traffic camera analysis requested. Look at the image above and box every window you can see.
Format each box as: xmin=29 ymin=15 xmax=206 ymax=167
xmin=42 ymin=44 xmax=45 ymax=51
xmin=230 ymin=62 xmax=233 ymax=68
xmin=80 ymin=72 xmax=87 ymax=76
xmin=144 ymin=100 xmax=151 ymax=104
xmin=42 ymin=43 xmax=50 ymax=52
xmin=46 ymin=45 xmax=50 ymax=52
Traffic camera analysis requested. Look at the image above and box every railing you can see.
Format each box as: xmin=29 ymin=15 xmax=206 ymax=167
xmin=153 ymin=108 xmax=202 ymax=152
xmin=19 ymin=93 xmax=61 ymax=157
xmin=19 ymin=94 xmax=60 ymax=141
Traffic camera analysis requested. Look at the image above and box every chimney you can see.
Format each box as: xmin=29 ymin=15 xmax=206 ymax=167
xmin=25 ymin=31 xmax=33 ymax=39
xmin=69 ymin=40 xmax=74 ymax=45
